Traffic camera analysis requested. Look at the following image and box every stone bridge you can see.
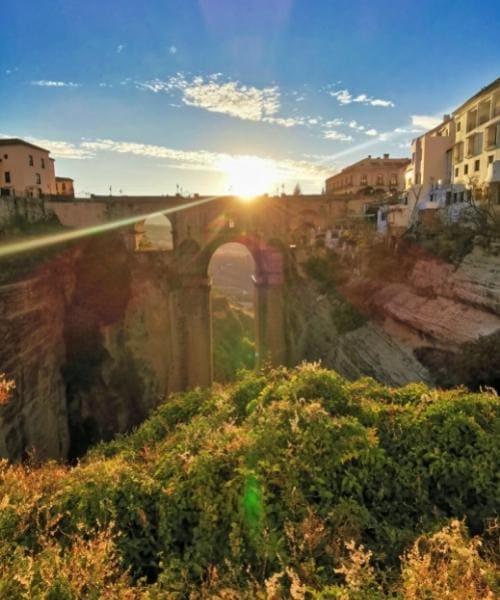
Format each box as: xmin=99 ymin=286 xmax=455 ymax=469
xmin=48 ymin=193 xmax=337 ymax=389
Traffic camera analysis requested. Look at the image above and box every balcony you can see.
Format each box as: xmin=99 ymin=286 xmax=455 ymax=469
xmin=466 ymin=110 xmax=478 ymax=133
xmin=478 ymin=100 xmax=491 ymax=126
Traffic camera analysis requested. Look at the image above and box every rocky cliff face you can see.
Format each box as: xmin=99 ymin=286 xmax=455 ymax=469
xmin=60 ymin=235 xmax=184 ymax=459
xmin=285 ymin=241 xmax=500 ymax=389
xmin=354 ymin=246 xmax=500 ymax=349
xmin=0 ymin=253 xmax=74 ymax=459
xmin=284 ymin=262 xmax=431 ymax=387
xmin=0 ymin=233 xmax=180 ymax=461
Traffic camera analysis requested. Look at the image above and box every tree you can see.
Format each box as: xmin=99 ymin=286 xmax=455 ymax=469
xmin=461 ymin=176 xmax=500 ymax=242
xmin=293 ymin=182 xmax=302 ymax=196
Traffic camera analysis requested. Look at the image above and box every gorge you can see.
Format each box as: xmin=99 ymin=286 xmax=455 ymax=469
xmin=1 ymin=195 xmax=499 ymax=461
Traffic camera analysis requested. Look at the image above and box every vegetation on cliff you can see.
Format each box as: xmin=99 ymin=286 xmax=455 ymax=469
xmin=0 ymin=364 xmax=499 ymax=598
xmin=212 ymin=295 xmax=255 ymax=382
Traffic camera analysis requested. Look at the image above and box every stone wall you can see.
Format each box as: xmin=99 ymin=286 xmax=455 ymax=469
xmin=0 ymin=196 xmax=56 ymax=231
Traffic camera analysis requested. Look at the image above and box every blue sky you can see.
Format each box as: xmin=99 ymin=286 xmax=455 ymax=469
xmin=1 ymin=0 xmax=499 ymax=195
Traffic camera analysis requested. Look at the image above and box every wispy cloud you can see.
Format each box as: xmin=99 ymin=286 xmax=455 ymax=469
xmin=264 ymin=116 xmax=307 ymax=128
xmin=116 ymin=44 xmax=125 ymax=53
xmin=411 ymin=114 xmax=442 ymax=130
xmin=324 ymin=118 xmax=345 ymax=127
xmin=26 ymin=137 xmax=93 ymax=159
xmin=4 ymin=132 xmax=332 ymax=182
xmin=30 ymin=80 xmax=81 ymax=88
xmin=78 ymin=137 xmax=330 ymax=182
xmin=323 ymin=130 xmax=353 ymax=142
xmin=348 ymin=120 xmax=364 ymax=131
xmin=330 ymin=88 xmax=394 ymax=107
xmin=168 ymin=45 xmax=177 ymax=54
xmin=136 ymin=74 xmax=280 ymax=122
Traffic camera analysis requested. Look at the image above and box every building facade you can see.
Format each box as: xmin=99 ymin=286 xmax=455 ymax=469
xmin=325 ymin=154 xmax=410 ymax=196
xmin=378 ymin=78 xmax=500 ymax=236
xmin=56 ymin=176 xmax=75 ymax=197
xmin=452 ymin=77 xmax=500 ymax=207
xmin=0 ymin=139 xmax=57 ymax=197
xmin=404 ymin=116 xmax=455 ymax=214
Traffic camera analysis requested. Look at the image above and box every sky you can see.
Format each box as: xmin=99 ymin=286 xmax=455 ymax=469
xmin=0 ymin=0 xmax=499 ymax=196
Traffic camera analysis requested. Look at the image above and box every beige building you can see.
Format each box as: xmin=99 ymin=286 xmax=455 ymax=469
xmin=452 ymin=77 xmax=500 ymax=206
xmin=379 ymin=78 xmax=500 ymax=236
xmin=56 ymin=176 xmax=75 ymax=197
xmin=405 ymin=115 xmax=455 ymax=211
xmin=325 ymin=154 xmax=410 ymax=196
xmin=0 ymin=138 xmax=57 ymax=197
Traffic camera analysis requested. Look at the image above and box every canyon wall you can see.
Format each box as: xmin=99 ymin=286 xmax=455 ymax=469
xmin=1 ymin=198 xmax=499 ymax=461
xmin=0 ymin=229 xmax=192 ymax=461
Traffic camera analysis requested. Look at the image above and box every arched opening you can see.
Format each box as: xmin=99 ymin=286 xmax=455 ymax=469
xmin=136 ymin=214 xmax=174 ymax=251
xmin=289 ymin=209 xmax=321 ymax=247
xmin=208 ymin=242 xmax=256 ymax=382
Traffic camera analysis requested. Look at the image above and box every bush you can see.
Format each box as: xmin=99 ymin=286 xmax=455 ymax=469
xmin=0 ymin=364 xmax=499 ymax=597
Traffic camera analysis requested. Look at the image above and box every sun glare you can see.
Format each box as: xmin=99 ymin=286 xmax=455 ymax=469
xmin=222 ymin=156 xmax=278 ymax=199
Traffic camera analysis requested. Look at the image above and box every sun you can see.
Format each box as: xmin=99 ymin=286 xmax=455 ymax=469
xmin=222 ymin=156 xmax=278 ymax=199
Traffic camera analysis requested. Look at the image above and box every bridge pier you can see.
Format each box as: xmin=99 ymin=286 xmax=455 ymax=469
xmin=254 ymin=276 xmax=286 ymax=368
xmin=169 ymin=274 xmax=213 ymax=389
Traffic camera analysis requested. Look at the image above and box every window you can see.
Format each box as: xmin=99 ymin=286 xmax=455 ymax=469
xmin=494 ymin=93 xmax=500 ymax=118
xmin=464 ymin=164 xmax=468 ymax=175
xmin=376 ymin=174 xmax=384 ymax=186
xmin=467 ymin=133 xmax=483 ymax=157
xmin=486 ymin=122 xmax=500 ymax=148
xmin=466 ymin=108 xmax=477 ymax=132
xmin=488 ymin=155 xmax=494 ymax=164
xmin=62 ymin=183 xmax=66 ymax=191
xmin=35 ymin=173 xmax=41 ymax=184
xmin=474 ymin=132 xmax=483 ymax=154
xmin=41 ymin=158 xmax=45 ymax=169
xmin=474 ymin=159 xmax=480 ymax=172
xmin=390 ymin=174 xmax=397 ymax=186
xmin=4 ymin=171 xmax=11 ymax=183
xmin=29 ymin=154 xmax=34 ymax=166
xmin=456 ymin=121 xmax=461 ymax=132
xmin=360 ymin=174 xmax=367 ymax=186
xmin=3 ymin=154 xmax=7 ymax=159
xmin=478 ymin=100 xmax=491 ymax=125
xmin=454 ymin=141 xmax=464 ymax=162
xmin=455 ymin=167 xmax=459 ymax=177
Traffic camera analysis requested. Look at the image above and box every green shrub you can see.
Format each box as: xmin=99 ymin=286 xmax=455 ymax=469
xmin=0 ymin=364 xmax=498 ymax=597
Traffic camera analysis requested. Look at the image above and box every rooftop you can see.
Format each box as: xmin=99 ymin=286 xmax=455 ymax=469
xmin=0 ymin=137 xmax=51 ymax=154
xmin=452 ymin=77 xmax=500 ymax=115
xmin=326 ymin=154 xmax=411 ymax=181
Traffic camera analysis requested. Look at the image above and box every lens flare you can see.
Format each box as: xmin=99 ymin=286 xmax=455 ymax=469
xmin=0 ymin=196 xmax=219 ymax=259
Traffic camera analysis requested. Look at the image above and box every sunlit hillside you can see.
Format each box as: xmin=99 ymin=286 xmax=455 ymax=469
xmin=1 ymin=364 xmax=499 ymax=598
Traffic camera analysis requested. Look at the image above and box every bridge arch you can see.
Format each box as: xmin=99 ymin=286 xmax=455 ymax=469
xmin=209 ymin=241 xmax=256 ymax=381
xmin=201 ymin=233 xmax=286 ymax=373
xmin=135 ymin=214 xmax=174 ymax=251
